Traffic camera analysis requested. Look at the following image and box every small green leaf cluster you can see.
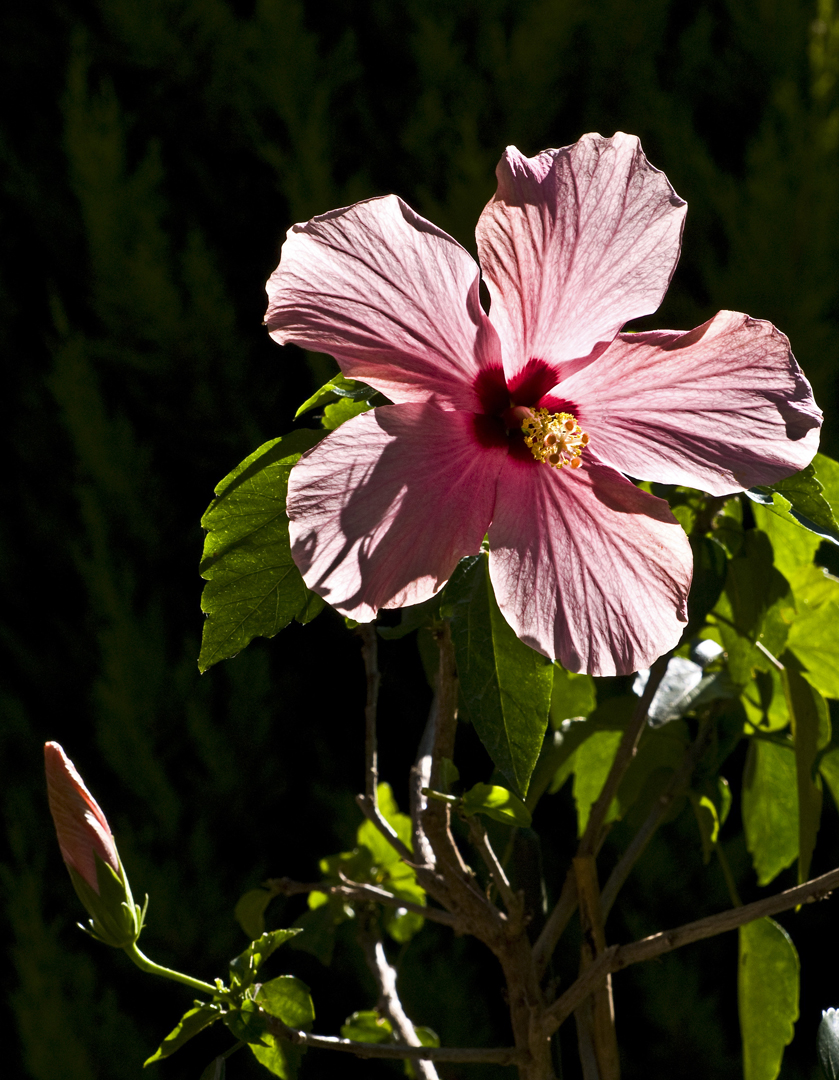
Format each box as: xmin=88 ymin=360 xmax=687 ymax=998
xmin=340 ymin=1011 xmax=439 ymax=1078
xmin=144 ymin=929 xmax=313 ymax=1080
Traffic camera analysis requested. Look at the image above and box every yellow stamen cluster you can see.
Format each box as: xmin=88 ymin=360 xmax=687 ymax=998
xmin=521 ymin=409 xmax=589 ymax=469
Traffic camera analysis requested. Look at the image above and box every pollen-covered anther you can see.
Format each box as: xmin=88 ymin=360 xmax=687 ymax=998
xmin=521 ymin=409 xmax=590 ymax=470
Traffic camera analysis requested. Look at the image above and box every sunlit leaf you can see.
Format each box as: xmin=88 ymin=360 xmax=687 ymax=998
xmin=294 ymin=372 xmax=376 ymax=418
xmin=746 ymin=460 xmax=839 ymax=545
xmin=550 ymin=667 xmax=596 ymax=726
xmin=752 ymin=502 xmax=822 ymax=578
xmin=198 ymin=432 xmax=325 ymax=671
xmin=321 ymin=396 xmax=372 ymax=429
xmin=742 ymin=739 xmax=798 ymax=886
xmin=460 ymin=782 xmax=532 ymax=827
xmin=230 ymin=929 xmax=300 ymax=989
xmin=144 ymin=1003 xmax=222 ymax=1064
xmin=248 ymin=977 xmax=314 ymax=1080
xmin=738 ymin=918 xmax=799 ymax=1080
xmin=341 ymin=1010 xmax=393 ymax=1043
xmin=235 ymin=888 xmax=273 ymax=941
xmin=573 ymin=729 xmax=622 ymax=836
xmin=444 ymin=554 xmax=553 ymax=795
xmin=689 ymin=793 xmax=719 ymax=864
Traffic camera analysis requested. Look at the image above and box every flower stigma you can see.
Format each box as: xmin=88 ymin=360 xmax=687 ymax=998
xmin=521 ymin=409 xmax=590 ymax=469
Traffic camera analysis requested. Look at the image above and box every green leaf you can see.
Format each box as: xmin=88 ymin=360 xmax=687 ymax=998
xmin=742 ymin=668 xmax=790 ymax=734
xmin=444 ymin=554 xmax=553 ymax=795
xmin=341 ymin=1010 xmax=394 ymax=1044
xmin=225 ymin=999 xmax=269 ymax=1047
xmin=460 ymin=783 xmax=532 ymax=827
xmin=198 ymin=432 xmax=325 ymax=672
xmin=818 ymin=1009 xmax=839 ymax=1080
xmin=144 ymin=1004 xmax=222 ymax=1065
xmin=235 ymin=888 xmax=274 ymax=941
xmin=820 ymin=747 xmax=839 ymax=813
xmin=786 ymin=569 xmax=839 ymax=698
xmin=573 ymin=729 xmax=623 ymax=836
xmin=747 ymin=459 xmax=839 ymax=544
xmin=742 ymin=739 xmax=798 ymax=886
xmin=738 ymin=918 xmax=799 ymax=1080
xmin=712 ymin=531 xmax=793 ymax=684
xmin=321 ymin=396 xmax=372 ymax=429
xmin=199 ymin=1057 xmax=225 ymax=1080
xmin=257 ymin=976 xmax=315 ymax=1029
xmin=781 ymin=663 xmax=830 ymax=882
xmin=295 ymin=373 xmax=376 ymax=418
xmin=752 ymin=503 xmax=822 ymax=578
xmin=689 ymin=793 xmax=720 ymax=864
xmin=229 ymin=929 xmax=300 ymax=990
xmin=550 ymin=667 xmax=596 ymax=726
xmin=685 ymin=535 xmax=728 ymax=636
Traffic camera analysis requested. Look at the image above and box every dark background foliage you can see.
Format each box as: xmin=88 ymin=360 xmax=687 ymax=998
xmin=3 ymin=1 xmax=839 ymax=1077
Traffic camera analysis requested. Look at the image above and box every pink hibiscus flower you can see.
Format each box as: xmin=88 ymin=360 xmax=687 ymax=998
xmin=265 ymin=132 xmax=821 ymax=676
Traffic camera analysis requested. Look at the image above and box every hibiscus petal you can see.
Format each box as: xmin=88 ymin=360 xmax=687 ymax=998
xmin=287 ymin=404 xmax=506 ymax=620
xmin=266 ymin=195 xmax=502 ymax=410
xmin=476 ymin=133 xmax=686 ymax=380
xmin=558 ymin=310 xmax=822 ymax=496
xmin=487 ymin=457 xmax=691 ymax=676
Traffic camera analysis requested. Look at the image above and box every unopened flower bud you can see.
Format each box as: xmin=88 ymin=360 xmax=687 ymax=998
xmin=44 ymin=742 xmax=144 ymax=948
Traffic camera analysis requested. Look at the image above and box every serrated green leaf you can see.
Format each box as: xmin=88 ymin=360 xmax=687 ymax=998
xmin=781 ymin=663 xmax=829 ymax=882
xmin=742 ymin=739 xmax=798 ymax=886
xmin=198 ymin=432 xmax=325 ymax=671
xmin=235 ymin=888 xmax=273 ymax=941
xmin=144 ymin=1004 xmax=222 ymax=1065
xmin=294 ymin=373 xmax=375 ymax=418
xmin=460 ymin=782 xmax=532 ymax=827
xmin=747 ymin=460 xmax=839 ymax=545
xmin=257 ymin=976 xmax=315 ymax=1029
xmin=230 ymin=929 xmax=300 ymax=989
xmin=738 ymin=918 xmax=799 ymax=1080
xmin=444 ymin=554 xmax=553 ymax=795
xmin=341 ymin=1010 xmax=393 ymax=1043
xmin=818 ymin=1009 xmax=839 ymax=1080
xmin=786 ymin=567 xmax=839 ymax=698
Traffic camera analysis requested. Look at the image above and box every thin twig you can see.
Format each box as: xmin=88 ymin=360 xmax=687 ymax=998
xmin=264 ymin=876 xmax=460 ymax=928
xmin=578 ymin=653 xmax=671 ymax=857
xmin=545 ymin=863 xmax=839 ymax=1033
xmin=464 ymin=814 xmax=523 ymax=924
xmin=356 ymin=793 xmax=415 ymax=863
xmin=533 ymin=655 xmax=671 ymax=977
xmin=599 ymin=715 xmax=714 ymax=921
xmin=362 ymin=928 xmax=440 ymax=1080
xmin=358 ymin=624 xmax=380 ymax=802
xmin=262 ymin=1014 xmax=523 ymax=1064
xmin=573 ymin=856 xmax=619 ymax=1080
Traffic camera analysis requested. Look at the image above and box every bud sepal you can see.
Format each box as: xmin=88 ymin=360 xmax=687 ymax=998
xmin=69 ymin=850 xmax=146 ymax=949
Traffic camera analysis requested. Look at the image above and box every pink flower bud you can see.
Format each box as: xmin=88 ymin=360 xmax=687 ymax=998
xmin=45 ymin=742 xmax=120 ymax=894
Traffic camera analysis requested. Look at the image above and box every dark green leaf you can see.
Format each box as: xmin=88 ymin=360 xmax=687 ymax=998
xmin=747 ymin=460 xmax=839 ymax=545
xmin=257 ymin=976 xmax=315 ymax=1030
xmin=444 ymin=554 xmax=553 ymax=795
xmin=712 ymin=531 xmax=794 ymax=684
xmin=235 ymin=888 xmax=273 ymax=941
xmin=781 ymin=663 xmax=830 ymax=882
xmin=689 ymin=792 xmax=720 ymax=864
xmin=288 ymin=901 xmax=342 ymax=966
xmin=460 ymin=782 xmax=532 ymax=827
xmin=295 ymin=373 xmax=375 ymax=418
xmin=738 ymin=918 xmax=799 ymax=1080
xmin=685 ymin=535 xmax=728 ymax=636
xmin=818 ymin=1009 xmax=839 ymax=1080
xmin=199 ymin=1057 xmax=225 ymax=1080
xmin=742 ymin=739 xmax=798 ymax=886
xmin=573 ymin=729 xmax=623 ymax=835
xmin=198 ymin=432 xmax=325 ymax=671
xmin=341 ymin=1010 xmax=393 ymax=1044
xmin=144 ymin=1004 xmax=222 ymax=1065
xmin=225 ymin=999 xmax=269 ymax=1047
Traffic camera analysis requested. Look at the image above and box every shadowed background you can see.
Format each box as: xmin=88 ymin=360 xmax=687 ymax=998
xmin=3 ymin=1 xmax=839 ymax=1077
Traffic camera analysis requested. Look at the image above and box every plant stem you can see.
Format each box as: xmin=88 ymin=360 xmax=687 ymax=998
xmin=124 ymin=941 xmax=217 ymax=995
